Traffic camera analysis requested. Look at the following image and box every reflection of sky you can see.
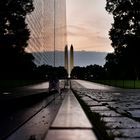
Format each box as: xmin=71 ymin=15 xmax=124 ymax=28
xmin=67 ymin=0 xmax=114 ymax=52
xmin=26 ymin=0 xmax=66 ymax=53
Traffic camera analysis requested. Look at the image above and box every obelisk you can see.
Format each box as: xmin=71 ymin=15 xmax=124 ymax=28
xmin=64 ymin=45 xmax=68 ymax=73
xmin=70 ymin=44 xmax=74 ymax=74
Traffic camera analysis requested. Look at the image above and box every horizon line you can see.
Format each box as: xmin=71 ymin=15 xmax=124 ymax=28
xmin=30 ymin=50 xmax=112 ymax=53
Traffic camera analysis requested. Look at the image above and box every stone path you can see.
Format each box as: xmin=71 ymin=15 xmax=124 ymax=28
xmin=71 ymin=80 xmax=140 ymax=140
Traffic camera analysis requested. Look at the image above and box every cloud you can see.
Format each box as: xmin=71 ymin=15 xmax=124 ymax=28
xmin=67 ymin=24 xmax=90 ymax=37
xmin=66 ymin=0 xmax=113 ymax=52
xmin=67 ymin=23 xmax=113 ymax=52
xmin=67 ymin=24 xmax=108 ymax=40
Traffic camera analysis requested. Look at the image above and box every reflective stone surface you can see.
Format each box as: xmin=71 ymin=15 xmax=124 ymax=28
xmin=45 ymin=90 xmax=97 ymax=140
xmin=45 ymin=130 xmax=97 ymax=140
xmin=6 ymin=94 xmax=64 ymax=140
xmin=0 ymin=81 xmax=66 ymax=140
xmin=26 ymin=0 xmax=66 ymax=66
xmin=0 ymin=82 xmax=49 ymax=100
xmin=51 ymin=90 xmax=92 ymax=128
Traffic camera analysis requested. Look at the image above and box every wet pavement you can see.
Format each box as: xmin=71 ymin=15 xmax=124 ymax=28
xmin=71 ymin=80 xmax=140 ymax=140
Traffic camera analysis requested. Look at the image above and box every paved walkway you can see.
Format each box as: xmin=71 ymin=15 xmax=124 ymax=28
xmin=71 ymin=80 xmax=140 ymax=140
xmin=45 ymin=90 xmax=97 ymax=140
xmin=73 ymin=80 xmax=121 ymax=91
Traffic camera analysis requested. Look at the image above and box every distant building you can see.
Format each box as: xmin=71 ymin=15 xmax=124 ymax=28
xmin=26 ymin=0 xmax=67 ymax=67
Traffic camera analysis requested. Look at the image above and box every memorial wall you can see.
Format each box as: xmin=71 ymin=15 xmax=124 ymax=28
xmin=26 ymin=0 xmax=67 ymax=66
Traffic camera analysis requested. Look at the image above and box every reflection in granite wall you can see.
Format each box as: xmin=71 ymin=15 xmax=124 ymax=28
xmin=26 ymin=0 xmax=67 ymax=66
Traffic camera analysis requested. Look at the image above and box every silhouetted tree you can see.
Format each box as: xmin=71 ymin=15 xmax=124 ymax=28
xmin=104 ymin=53 xmax=123 ymax=79
xmin=71 ymin=66 xmax=86 ymax=79
xmin=105 ymin=0 xmax=140 ymax=79
xmin=0 ymin=0 xmax=35 ymax=79
xmin=86 ymin=65 xmax=106 ymax=80
xmin=34 ymin=65 xmax=68 ymax=80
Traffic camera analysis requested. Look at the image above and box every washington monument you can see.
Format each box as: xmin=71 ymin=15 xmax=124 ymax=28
xmin=70 ymin=44 xmax=74 ymax=74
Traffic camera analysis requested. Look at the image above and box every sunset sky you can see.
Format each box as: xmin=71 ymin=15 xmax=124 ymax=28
xmin=66 ymin=0 xmax=114 ymax=52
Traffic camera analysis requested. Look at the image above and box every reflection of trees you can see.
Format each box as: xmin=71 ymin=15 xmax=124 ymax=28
xmin=0 ymin=0 xmax=35 ymax=79
xmin=35 ymin=65 xmax=68 ymax=80
xmin=105 ymin=0 xmax=140 ymax=80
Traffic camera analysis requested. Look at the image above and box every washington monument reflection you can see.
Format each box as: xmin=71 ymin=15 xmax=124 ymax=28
xmin=64 ymin=44 xmax=74 ymax=77
xmin=64 ymin=45 xmax=68 ymax=72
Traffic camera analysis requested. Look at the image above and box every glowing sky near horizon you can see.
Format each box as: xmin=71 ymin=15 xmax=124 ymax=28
xmin=66 ymin=0 xmax=114 ymax=52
